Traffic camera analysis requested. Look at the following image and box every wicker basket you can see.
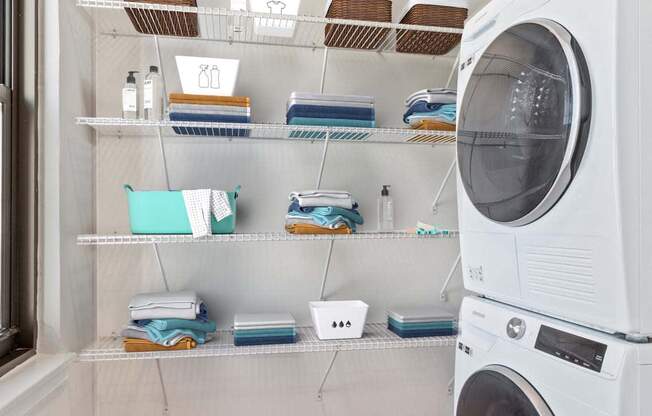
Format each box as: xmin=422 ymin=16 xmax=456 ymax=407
xmin=397 ymin=4 xmax=467 ymax=55
xmin=325 ymin=0 xmax=392 ymax=49
xmin=125 ymin=0 xmax=199 ymax=38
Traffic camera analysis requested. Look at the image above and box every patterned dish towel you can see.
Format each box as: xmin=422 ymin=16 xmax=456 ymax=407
xmin=182 ymin=189 xmax=233 ymax=238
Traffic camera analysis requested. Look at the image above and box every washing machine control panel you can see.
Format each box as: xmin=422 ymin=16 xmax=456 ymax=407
xmin=535 ymin=325 xmax=607 ymax=373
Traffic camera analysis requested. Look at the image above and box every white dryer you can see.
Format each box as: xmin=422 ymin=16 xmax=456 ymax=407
xmin=456 ymin=0 xmax=652 ymax=338
xmin=455 ymin=296 xmax=652 ymax=415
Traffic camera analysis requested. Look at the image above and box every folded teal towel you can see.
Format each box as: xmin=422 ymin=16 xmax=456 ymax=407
xmin=388 ymin=317 xmax=455 ymax=330
xmin=142 ymin=323 xmax=207 ymax=345
xmin=135 ymin=318 xmax=216 ymax=333
xmin=234 ymin=327 xmax=296 ymax=338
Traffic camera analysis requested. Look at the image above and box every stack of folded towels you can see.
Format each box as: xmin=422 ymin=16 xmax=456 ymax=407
xmin=121 ymin=290 xmax=216 ymax=352
xmin=233 ymin=313 xmax=297 ymax=346
xmin=286 ymin=92 xmax=375 ymax=129
xmin=285 ymin=190 xmax=364 ymax=235
xmin=404 ymin=89 xmax=457 ymax=131
xmin=168 ymin=93 xmax=251 ymax=137
xmin=387 ymin=306 xmax=457 ymax=338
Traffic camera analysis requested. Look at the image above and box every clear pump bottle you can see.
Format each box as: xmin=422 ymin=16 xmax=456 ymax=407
xmin=122 ymin=71 xmax=139 ymax=119
xmin=378 ymin=185 xmax=394 ymax=232
xmin=143 ymin=66 xmax=163 ymax=121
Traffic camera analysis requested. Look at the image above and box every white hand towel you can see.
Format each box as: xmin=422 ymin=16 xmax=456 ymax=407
xmin=289 ymin=190 xmax=353 ymax=209
xmin=129 ymin=290 xmax=203 ymax=321
xmin=182 ymin=189 xmax=233 ymax=238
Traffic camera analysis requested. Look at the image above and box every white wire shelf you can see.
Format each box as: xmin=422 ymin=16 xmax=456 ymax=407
xmin=77 ymin=231 xmax=459 ymax=245
xmin=77 ymin=117 xmax=457 ymax=145
xmin=78 ymin=323 xmax=456 ymax=362
xmin=78 ymin=0 xmax=463 ymax=55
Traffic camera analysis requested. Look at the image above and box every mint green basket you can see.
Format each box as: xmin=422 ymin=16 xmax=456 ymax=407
xmin=124 ymin=185 xmax=240 ymax=235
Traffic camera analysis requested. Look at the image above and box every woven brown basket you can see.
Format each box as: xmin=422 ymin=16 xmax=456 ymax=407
xmin=125 ymin=0 xmax=199 ymax=38
xmin=325 ymin=0 xmax=392 ymax=49
xmin=397 ymin=4 xmax=467 ymax=55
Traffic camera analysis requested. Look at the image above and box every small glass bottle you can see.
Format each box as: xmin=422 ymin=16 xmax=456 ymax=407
xmin=378 ymin=185 xmax=394 ymax=232
xmin=143 ymin=66 xmax=163 ymax=121
xmin=122 ymin=71 xmax=139 ymax=119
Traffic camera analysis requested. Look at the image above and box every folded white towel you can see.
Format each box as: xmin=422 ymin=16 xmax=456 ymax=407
xmin=182 ymin=189 xmax=233 ymax=238
xmin=289 ymin=190 xmax=354 ymax=209
xmin=129 ymin=290 xmax=202 ymax=321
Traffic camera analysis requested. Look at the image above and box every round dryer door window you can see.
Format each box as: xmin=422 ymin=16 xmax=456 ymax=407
xmin=457 ymin=365 xmax=554 ymax=416
xmin=457 ymin=20 xmax=591 ymax=226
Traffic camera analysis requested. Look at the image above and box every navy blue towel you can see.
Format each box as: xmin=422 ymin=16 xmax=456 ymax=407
xmin=286 ymin=104 xmax=375 ymax=121
xmin=169 ymin=112 xmax=250 ymax=137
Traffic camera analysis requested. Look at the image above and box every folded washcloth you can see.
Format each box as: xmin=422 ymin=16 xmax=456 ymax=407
xmin=133 ymin=318 xmax=217 ymax=333
xmin=121 ymin=325 xmax=207 ymax=347
xmin=129 ymin=290 xmax=204 ymax=321
xmin=182 ymin=189 xmax=233 ymax=238
xmin=289 ymin=190 xmax=354 ymax=209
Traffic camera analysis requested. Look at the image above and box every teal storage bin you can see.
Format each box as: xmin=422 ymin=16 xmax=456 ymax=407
xmin=124 ymin=185 xmax=240 ymax=235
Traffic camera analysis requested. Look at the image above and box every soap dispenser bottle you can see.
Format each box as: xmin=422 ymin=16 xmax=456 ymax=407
xmin=378 ymin=185 xmax=394 ymax=232
xmin=143 ymin=66 xmax=163 ymax=121
xmin=122 ymin=71 xmax=139 ymax=119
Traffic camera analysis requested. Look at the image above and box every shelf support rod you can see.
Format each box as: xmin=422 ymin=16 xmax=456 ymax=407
xmin=154 ymin=36 xmax=169 ymax=110
xmin=447 ymin=376 xmax=455 ymax=396
xmin=446 ymin=53 xmax=460 ymax=89
xmin=157 ymin=127 xmax=171 ymax=191
xmin=155 ymin=359 xmax=170 ymax=416
xmin=320 ymin=47 xmax=329 ymax=94
xmin=315 ymin=130 xmax=330 ymax=190
xmin=319 ymin=239 xmax=335 ymax=301
xmin=440 ymin=252 xmax=461 ymax=302
xmin=153 ymin=243 xmax=170 ymax=292
xmin=432 ymin=158 xmax=456 ymax=214
xmin=317 ymin=350 xmax=339 ymax=400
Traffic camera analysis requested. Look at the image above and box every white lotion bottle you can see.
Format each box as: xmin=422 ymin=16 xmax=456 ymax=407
xmin=378 ymin=185 xmax=394 ymax=231
xmin=143 ymin=66 xmax=163 ymax=120
xmin=122 ymin=71 xmax=139 ymax=119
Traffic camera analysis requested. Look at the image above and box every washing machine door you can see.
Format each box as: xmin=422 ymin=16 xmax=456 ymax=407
xmin=457 ymin=20 xmax=591 ymax=226
xmin=457 ymin=365 xmax=554 ymax=416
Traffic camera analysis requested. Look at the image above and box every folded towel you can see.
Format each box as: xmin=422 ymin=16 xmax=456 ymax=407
xmin=182 ymin=190 xmax=233 ymax=238
xmin=287 ymin=117 xmax=375 ymax=128
xmin=403 ymin=102 xmax=450 ymax=123
xmin=129 ymin=290 xmax=203 ymax=321
xmin=286 ymin=211 xmax=357 ymax=231
xmin=287 ymin=105 xmax=375 ymax=121
xmin=289 ymin=190 xmax=354 ymax=209
xmin=122 ymin=324 xmax=207 ymax=346
xmin=169 ymin=93 xmax=251 ymax=107
xmin=169 ymin=113 xmax=251 ymax=124
xmin=405 ymin=88 xmax=457 ymax=107
xmin=285 ymin=223 xmax=351 ymax=235
xmin=133 ymin=318 xmax=217 ymax=333
xmin=411 ymin=119 xmax=456 ymax=131
xmin=169 ymin=103 xmax=251 ymax=115
xmin=123 ymin=337 xmax=197 ymax=352
xmin=287 ymin=202 xmax=363 ymax=224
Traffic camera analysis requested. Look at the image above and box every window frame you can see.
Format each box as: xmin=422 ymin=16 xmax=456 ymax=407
xmin=0 ymin=0 xmax=38 ymax=376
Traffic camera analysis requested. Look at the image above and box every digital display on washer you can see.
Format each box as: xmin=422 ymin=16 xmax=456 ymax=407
xmin=535 ymin=325 xmax=607 ymax=373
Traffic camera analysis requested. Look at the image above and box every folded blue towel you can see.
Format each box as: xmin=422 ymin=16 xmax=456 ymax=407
xmin=288 ymin=131 xmax=370 ymax=141
xmin=133 ymin=318 xmax=217 ymax=333
xmin=403 ymin=101 xmax=445 ymax=123
xmin=288 ymin=117 xmax=375 ymax=128
xmin=287 ymin=105 xmax=375 ymax=121
xmin=141 ymin=323 xmax=207 ymax=345
xmin=169 ymin=112 xmax=251 ymax=124
xmin=288 ymin=201 xmax=363 ymax=225
xmin=388 ymin=317 xmax=455 ymax=331
xmin=234 ymin=335 xmax=296 ymax=346
xmin=286 ymin=210 xmax=357 ymax=232
xmin=388 ymin=323 xmax=457 ymax=338
xmin=234 ymin=328 xmax=296 ymax=338
xmin=405 ymin=103 xmax=457 ymax=124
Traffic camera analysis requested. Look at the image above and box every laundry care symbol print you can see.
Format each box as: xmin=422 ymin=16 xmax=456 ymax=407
xmin=266 ymin=0 xmax=286 ymax=14
xmin=198 ymin=64 xmax=220 ymax=89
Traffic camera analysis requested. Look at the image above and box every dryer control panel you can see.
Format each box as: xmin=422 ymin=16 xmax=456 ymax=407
xmin=535 ymin=325 xmax=607 ymax=373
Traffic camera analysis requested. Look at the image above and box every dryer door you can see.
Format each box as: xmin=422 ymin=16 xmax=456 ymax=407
xmin=457 ymin=365 xmax=554 ymax=416
xmin=457 ymin=20 xmax=591 ymax=227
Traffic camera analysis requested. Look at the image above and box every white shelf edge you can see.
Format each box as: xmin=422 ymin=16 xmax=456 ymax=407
xmin=77 ymin=117 xmax=457 ymax=145
xmin=77 ymin=231 xmax=459 ymax=245
xmin=78 ymin=323 xmax=457 ymax=362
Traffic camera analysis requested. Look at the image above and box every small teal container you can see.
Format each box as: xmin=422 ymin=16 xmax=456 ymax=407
xmin=124 ymin=185 xmax=240 ymax=235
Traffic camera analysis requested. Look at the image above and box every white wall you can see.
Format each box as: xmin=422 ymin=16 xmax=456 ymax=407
xmin=32 ymin=0 xmax=491 ymax=415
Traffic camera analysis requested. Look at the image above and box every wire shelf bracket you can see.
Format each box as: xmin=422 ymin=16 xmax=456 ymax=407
xmin=317 ymin=350 xmax=339 ymax=401
xmin=440 ymin=252 xmax=461 ymax=302
xmin=432 ymin=158 xmax=457 ymax=215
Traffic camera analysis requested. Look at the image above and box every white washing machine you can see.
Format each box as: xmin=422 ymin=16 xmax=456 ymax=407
xmin=455 ymin=296 xmax=652 ymax=415
xmin=455 ymin=0 xmax=652 ymax=338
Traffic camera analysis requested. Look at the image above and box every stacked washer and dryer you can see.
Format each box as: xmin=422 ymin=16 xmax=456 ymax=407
xmin=452 ymin=0 xmax=652 ymax=414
